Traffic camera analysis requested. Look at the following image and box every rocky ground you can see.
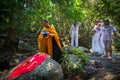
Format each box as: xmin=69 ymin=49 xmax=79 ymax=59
xmin=1 ymin=52 xmax=120 ymax=80
xmin=0 ymin=45 xmax=120 ymax=80
xmin=84 ymin=52 xmax=120 ymax=80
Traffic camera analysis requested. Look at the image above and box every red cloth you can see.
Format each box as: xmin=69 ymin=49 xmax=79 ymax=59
xmin=7 ymin=53 xmax=48 ymax=79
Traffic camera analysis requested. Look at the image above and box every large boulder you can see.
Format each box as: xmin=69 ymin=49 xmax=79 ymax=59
xmin=61 ymin=54 xmax=88 ymax=75
xmin=8 ymin=56 xmax=64 ymax=80
xmin=83 ymin=60 xmax=103 ymax=76
xmin=61 ymin=47 xmax=89 ymax=76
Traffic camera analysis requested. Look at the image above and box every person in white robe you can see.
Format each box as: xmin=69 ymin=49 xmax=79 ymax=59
xmin=91 ymin=20 xmax=105 ymax=55
xmin=70 ymin=21 xmax=81 ymax=47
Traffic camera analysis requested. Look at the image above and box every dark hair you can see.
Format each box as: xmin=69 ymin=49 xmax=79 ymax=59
xmin=103 ymin=18 xmax=109 ymax=25
xmin=103 ymin=18 xmax=109 ymax=22
xmin=95 ymin=19 xmax=100 ymax=22
xmin=43 ymin=19 xmax=49 ymax=23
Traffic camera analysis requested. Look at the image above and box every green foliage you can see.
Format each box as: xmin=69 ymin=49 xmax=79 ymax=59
xmin=63 ymin=0 xmax=84 ymax=21
xmin=61 ymin=46 xmax=89 ymax=71
xmin=64 ymin=6 xmax=84 ymax=21
xmin=0 ymin=0 xmax=120 ymax=53
xmin=77 ymin=0 xmax=120 ymax=49
xmin=114 ymin=34 xmax=120 ymax=51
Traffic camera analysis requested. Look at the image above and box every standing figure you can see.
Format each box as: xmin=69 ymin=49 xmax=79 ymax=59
xmin=91 ymin=20 xmax=105 ymax=55
xmin=37 ymin=19 xmax=62 ymax=62
xmin=101 ymin=18 xmax=117 ymax=60
xmin=70 ymin=21 xmax=81 ymax=47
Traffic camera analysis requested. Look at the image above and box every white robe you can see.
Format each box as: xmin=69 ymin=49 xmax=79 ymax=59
xmin=70 ymin=22 xmax=80 ymax=47
xmin=92 ymin=26 xmax=105 ymax=54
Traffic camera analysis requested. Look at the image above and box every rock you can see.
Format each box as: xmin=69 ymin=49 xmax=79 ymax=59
xmin=61 ymin=54 xmax=84 ymax=75
xmin=64 ymin=46 xmax=89 ymax=54
xmin=62 ymin=47 xmax=89 ymax=76
xmin=13 ymin=57 xmax=64 ymax=80
xmin=64 ymin=54 xmax=82 ymax=65
xmin=18 ymin=40 xmax=34 ymax=52
xmin=14 ymin=59 xmax=20 ymax=64
xmin=94 ymin=61 xmax=103 ymax=68
xmin=0 ymin=54 xmax=15 ymax=70
xmin=82 ymin=60 xmax=103 ymax=77
xmin=90 ymin=60 xmax=103 ymax=68
xmin=83 ymin=65 xmax=97 ymax=75
xmin=79 ymin=46 xmax=89 ymax=52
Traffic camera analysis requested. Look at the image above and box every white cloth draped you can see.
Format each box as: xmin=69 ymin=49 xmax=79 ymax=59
xmin=92 ymin=26 xmax=105 ymax=54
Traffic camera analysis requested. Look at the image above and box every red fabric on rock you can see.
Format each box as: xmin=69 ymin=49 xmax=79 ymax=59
xmin=7 ymin=53 xmax=48 ymax=79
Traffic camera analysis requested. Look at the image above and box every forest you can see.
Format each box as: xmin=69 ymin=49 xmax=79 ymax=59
xmin=0 ymin=0 xmax=120 ymax=80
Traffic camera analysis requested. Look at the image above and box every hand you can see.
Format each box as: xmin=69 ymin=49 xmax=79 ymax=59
xmin=46 ymin=32 xmax=54 ymax=36
xmin=43 ymin=34 xmax=47 ymax=37
xmin=113 ymin=34 xmax=118 ymax=40
xmin=91 ymin=30 xmax=96 ymax=34
xmin=113 ymin=32 xmax=117 ymax=40
xmin=46 ymin=32 xmax=50 ymax=35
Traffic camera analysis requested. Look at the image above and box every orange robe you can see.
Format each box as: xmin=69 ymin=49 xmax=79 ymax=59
xmin=37 ymin=25 xmax=62 ymax=57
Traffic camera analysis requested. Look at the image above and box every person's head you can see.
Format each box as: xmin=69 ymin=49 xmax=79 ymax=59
xmin=42 ymin=19 xmax=49 ymax=28
xmin=95 ymin=19 xmax=100 ymax=25
xmin=98 ymin=23 xmax=101 ymax=27
xmin=96 ymin=23 xmax=101 ymax=30
xmin=103 ymin=18 xmax=109 ymax=26
xmin=74 ymin=21 xmax=77 ymax=26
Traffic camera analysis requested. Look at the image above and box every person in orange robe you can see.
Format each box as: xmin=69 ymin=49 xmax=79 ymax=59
xmin=37 ymin=19 xmax=62 ymax=63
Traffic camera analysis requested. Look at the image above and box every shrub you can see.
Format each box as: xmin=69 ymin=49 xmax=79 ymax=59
xmin=61 ymin=46 xmax=89 ymax=73
xmin=114 ymin=33 xmax=120 ymax=51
